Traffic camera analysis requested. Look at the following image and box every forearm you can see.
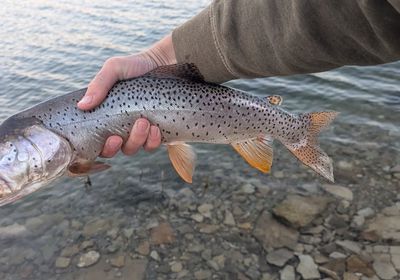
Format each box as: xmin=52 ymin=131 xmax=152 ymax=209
xmin=172 ymin=0 xmax=400 ymax=83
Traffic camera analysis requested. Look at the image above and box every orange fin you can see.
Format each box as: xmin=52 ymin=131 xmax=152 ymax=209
xmin=231 ymin=136 xmax=273 ymax=173
xmin=282 ymin=111 xmax=338 ymax=182
xmin=167 ymin=143 xmax=196 ymax=183
xmin=68 ymin=160 xmax=111 ymax=177
xmin=267 ymin=95 xmax=283 ymax=106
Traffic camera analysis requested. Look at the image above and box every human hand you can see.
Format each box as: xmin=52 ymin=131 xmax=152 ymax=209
xmin=77 ymin=34 xmax=176 ymax=157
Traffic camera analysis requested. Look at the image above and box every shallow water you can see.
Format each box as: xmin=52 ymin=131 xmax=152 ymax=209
xmin=0 ymin=1 xmax=399 ymax=279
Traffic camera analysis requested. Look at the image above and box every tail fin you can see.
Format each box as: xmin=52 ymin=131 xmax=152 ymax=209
xmin=282 ymin=112 xmax=338 ymax=182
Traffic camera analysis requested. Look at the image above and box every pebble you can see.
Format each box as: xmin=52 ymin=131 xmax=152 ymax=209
xmin=150 ymin=222 xmax=175 ymax=245
xmin=110 ymin=255 xmax=125 ymax=268
xmin=335 ymin=240 xmax=362 ymax=254
xmin=194 ymin=269 xmax=212 ymax=280
xmin=321 ymin=184 xmax=353 ymax=201
xmin=150 ymin=250 xmax=160 ymax=261
xmin=351 ymin=215 xmax=365 ymax=228
xmin=296 ymin=254 xmax=320 ymax=279
xmin=77 ymin=250 xmax=100 ymax=268
xmin=83 ymin=219 xmax=112 ymax=236
xmin=55 ymin=257 xmax=71 ymax=268
xmin=372 ymin=254 xmax=397 ymax=280
xmin=137 ymin=240 xmax=150 ymax=256
xmin=280 ymin=265 xmax=295 ymax=280
xmin=346 ymin=254 xmax=374 ymax=277
xmin=170 ymin=261 xmax=183 ymax=273
xmin=223 ymin=210 xmax=236 ymax=226
xmin=191 ymin=214 xmax=204 ymax=223
xmin=273 ymin=195 xmax=330 ymax=228
xmin=357 ymin=208 xmax=375 ymax=219
xmin=239 ymin=183 xmax=255 ymax=194
xmin=0 ymin=223 xmax=28 ymax=239
xmin=253 ymin=211 xmax=299 ymax=250
xmin=329 ymin=252 xmax=347 ymax=259
xmin=266 ymin=248 xmax=294 ymax=267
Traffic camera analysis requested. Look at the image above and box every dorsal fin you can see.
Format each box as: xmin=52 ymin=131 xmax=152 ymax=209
xmin=144 ymin=63 xmax=205 ymax=82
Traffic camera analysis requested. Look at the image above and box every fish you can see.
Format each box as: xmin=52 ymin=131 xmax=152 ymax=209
xmin=0 ymin=64 xmax=338 ymax=206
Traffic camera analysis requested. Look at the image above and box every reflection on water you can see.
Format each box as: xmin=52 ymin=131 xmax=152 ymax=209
xmin=0 ymin=0 xmax=399 ymax=279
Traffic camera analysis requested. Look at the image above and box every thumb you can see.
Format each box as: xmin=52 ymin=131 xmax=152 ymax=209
xmin=78 ymin=58 xmax=121 ymax=110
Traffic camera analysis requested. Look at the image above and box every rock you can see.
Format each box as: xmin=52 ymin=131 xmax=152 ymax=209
xmin=253 ymin=211 xmax=299 ymax=250
xmin=321 ymin=259 xmax=346 ymax=277
xmin=240 ymin=183 xmax=255 ymax=194
xmin=80 ymin=240 xmax=95 ymax=250
xmin=335 ymin=240 xmax=362 ymax=254
xmin=322 ymin=184 xmax=353 ymax=201
xmin=364 ymin=214 xmax=400 ymax=241
xmin=198 ymin=203 xmax=213 ymax=218
xmin=60 ymin=245 xmax=79 ymax=257
xmin=77 ymin=250 xmax=100 ymax=268
xmin=150 ymin=222 xmax=175 ymax=245
xmin=170 ymin=261 xmax=183 ymax=273
xmin=266 ymin=248 xmax=294 ymax=267
xmin=329 ymin=252 xmax=347 ymax=259
xmin=0 ymin=223 xmax=28 ymax=239
xmin=123 ymin=259 xmax=147 ymax=280
xmin=83 ymin=219 xmax=112 ymax=236
xmin=123 ymin=228 xmax=134 ymax=239
xmin=358 ymin=208 xmax=375 ymax=219
xmin=110 ymin=255 xmax=125 ymax=268
xmin=55 ymin=257 xmax=71 ymax=268
xmin=372 ymin=254 xmax=397 ymax=280
xmin=337 ymin=160 xmax=354 ymax=170
xmin=318 ymin=266 xmax=340 ymax=280
xmin=213 ymin=255 xmax=225 ymax=269
xmin=346 ymin=255 xmax=374 ymax=277
xmin=191 ymin=214 xmax=204 ymax=223
xmin=337 ymin=200 xmax=351 ymax=214
xmin=106 ymin=228 xmax=119 ymax=239
xmin=343 ymin=272 xmax=360 ymax=280
xmin=194 ymin=269 xmax=212 ymax=280
xmin=198 ymin=224 xmax=220 ymax=234
xmin=390 ymin=246 xmax=400 ymax=270
xmin=280 ymin=265 xmax=295 ymax=280
xmin=351 ymin=215 xmax=365 ymax=228
xmin=296 ymin=255 xmax=320 ymax=279
xmin=150 ymin=250 xmax=160 ymax=261
xmin=137 ymin=240 xmax=150 ymax=256
xmin=224 ymin=210 xmax=236 ymax=226
xmin=273 ymin=195 xmax=330 ymax=228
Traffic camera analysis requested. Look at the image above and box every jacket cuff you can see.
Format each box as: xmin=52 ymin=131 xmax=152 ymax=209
xmin=172 ymin=6 xmax=235 ymax=83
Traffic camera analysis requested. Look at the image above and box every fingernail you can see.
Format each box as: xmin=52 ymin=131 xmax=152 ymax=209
xmin=136 ymin=120 xmax=149 ymax=131
xmin=78 ymin=96 xmax=93 ymax=106
xmin=108 ymin=138 xmax=121 ymax=150
xmin=149 ymin=126 xmax=159 ymax=137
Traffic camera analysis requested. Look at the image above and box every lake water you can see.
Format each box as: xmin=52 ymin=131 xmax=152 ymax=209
xmin=0 ymin=1 xmax=399 ymax=279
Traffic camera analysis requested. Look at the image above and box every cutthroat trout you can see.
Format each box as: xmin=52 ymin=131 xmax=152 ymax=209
xmin=0 ymin=64 xmax=338 ymax=206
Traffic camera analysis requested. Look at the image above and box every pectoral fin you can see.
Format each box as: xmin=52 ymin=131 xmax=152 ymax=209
xmin=167 ymin=143 xmax=196 ymax=183
xmin=68 ymin=160 xmax=111 ymax=177
xmin=231 ymin=136 xmax=274 ymax=173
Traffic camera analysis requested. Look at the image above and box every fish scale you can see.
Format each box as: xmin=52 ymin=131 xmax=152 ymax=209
xmin=0 ymin=64 xmax=338 ymax=206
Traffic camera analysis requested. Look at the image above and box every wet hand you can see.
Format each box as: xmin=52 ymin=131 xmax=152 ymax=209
xmin=77 ymin=34 xmax=176 ymax=157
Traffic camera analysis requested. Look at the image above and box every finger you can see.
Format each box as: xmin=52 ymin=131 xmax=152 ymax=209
xmin=100 ymin=136 xmax=123 ymax=158
xmin=144 ymin=126 xmax=161 ymax=152
xmin=122 ymin=119 xmax=150 ymax=155
xmin=78 ymin=58 xmax=121 ymax=110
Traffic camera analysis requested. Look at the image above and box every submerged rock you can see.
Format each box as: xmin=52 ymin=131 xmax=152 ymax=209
xmin=150 ymin=222 xmax=175 ymax=245
xmin=321 ymin=184 xmax=353 ymax=201
xmin=273 ymin=195 xmax=330 ymax=228
xmin=296 ymin=254 xmax=320 ymax=279
xmin=266 ymin=248 xmax=294 ymax=267
xmin=253 ymin=211 xmax=298 ymax=250
xmin=77 ymin=250 xmax=100 ymax=268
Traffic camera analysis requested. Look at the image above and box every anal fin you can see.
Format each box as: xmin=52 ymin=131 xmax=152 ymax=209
xmin=167 ymin=143 xmax=196 ymax=183
xmin=231 ymin=136 xmax=274 ymax=173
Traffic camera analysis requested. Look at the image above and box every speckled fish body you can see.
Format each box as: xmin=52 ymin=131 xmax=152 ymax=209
xmin=0 ymin=64 xmax=337 ymax=206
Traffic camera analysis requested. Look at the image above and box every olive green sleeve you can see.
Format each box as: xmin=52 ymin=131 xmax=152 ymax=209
xmin=172 ymin=0 xmax=400 ymax=83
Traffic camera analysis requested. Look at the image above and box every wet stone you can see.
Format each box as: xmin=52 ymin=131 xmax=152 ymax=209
xmin=372 ymin=254 xmax=397 ymax=280
xmin=336 ymin=240 xmax=362 ymax=254
xmin=60 ymin=245 xmax=79 ymax=257
xmin=266 ymin=248 xmax=294 ymax=267
xmin=296 ymin=254 xmax=320 ymax=279
xmin=322 ymin=184 xmax=353 ymax=201
xmin=137 ymin=240 xmax=150 ymax=256
xmin=346 ymin=254 xmax=375 ymax=277
xmin=224 ymin=210 xmax=236 ymax=226
xmin=253 ymin=211 xmax=299 ymax=250
xmin=110 ymin=255 xmax=125 ymax=268
xmin=150 ymin=222 xmax=175 ymax=245
xmin=280 ymin=265 xmax=295 ymax=280
xmin=83 ymin=219 xmax=112 ymax=236
xmin=77 ymin=250 xmax=100 ymax=268
xmin=0 ymin=223 xmax=28 ymax=239
xmin=273 ymin=195 xmax=330 ymax=228
xmin=55 ymin=257 xmax=71 ymax=268
xmin=170 ymin=261 xmax=183 ymax=273
xmin=194 ymin=269 xmax=212 ymax=280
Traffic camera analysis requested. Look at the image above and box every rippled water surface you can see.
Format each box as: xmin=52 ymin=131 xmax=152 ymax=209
xmin=0 ymin=1 xmax=399 ymax=279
